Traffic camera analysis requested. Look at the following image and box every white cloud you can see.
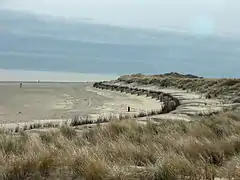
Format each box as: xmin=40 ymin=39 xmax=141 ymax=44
xmin=1 ymin=0 xmax=240 ymax=35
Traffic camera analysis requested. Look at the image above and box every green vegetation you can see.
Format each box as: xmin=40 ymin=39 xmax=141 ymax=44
xmin=0 ymin=112 xmax=239 ymax=179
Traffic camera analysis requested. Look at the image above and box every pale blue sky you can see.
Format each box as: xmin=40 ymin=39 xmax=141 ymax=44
xmin=1 ymin=0 xmax=240 ymax=35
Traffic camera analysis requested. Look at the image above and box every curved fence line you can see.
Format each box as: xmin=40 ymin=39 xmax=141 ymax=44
xmin=93 ymin=82 xmax=180 ymax=115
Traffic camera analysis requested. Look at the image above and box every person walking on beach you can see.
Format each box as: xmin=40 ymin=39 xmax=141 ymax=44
xmin=20 ymin=82 xmax=23 ymax=88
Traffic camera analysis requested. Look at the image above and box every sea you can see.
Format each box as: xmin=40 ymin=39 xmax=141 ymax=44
xmin=0 ymin=69 xmax=117 ymax=82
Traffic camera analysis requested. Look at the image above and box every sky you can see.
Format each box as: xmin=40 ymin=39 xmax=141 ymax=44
xmin=0 ymin=0 xmax=239 ymax=35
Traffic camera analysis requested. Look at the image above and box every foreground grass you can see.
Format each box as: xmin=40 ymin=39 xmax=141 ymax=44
xmin=0 ymin=112 xmax=239 ymax=179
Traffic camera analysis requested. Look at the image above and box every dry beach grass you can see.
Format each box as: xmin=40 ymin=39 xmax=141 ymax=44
xmin=0 ymin=111 xmax=239 ymax=180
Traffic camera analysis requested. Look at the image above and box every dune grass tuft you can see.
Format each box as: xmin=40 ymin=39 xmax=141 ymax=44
xmin=0 ymin=112 xmax=239 ymax=179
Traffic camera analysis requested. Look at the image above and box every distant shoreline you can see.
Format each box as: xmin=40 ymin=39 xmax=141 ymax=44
xmin=0 ymin=81 xmax=91 ymax=83
xmin=0 ymin=69 xmax=117 ymax=82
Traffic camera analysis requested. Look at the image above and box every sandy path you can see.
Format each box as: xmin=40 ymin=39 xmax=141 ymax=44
xmin=0 ymin=82 xmax=162 ymax=128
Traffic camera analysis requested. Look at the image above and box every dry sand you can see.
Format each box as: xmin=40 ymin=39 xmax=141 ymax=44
xmin=0 ymin=82 xmax=162 ymax=127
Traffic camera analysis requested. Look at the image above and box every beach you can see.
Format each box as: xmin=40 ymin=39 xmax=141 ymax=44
xmin=0 ymin=82 xmax=161 ymax=125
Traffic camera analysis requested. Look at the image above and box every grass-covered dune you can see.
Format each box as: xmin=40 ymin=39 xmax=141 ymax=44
xmin=118 ymin=72 xmax=240 ymax=101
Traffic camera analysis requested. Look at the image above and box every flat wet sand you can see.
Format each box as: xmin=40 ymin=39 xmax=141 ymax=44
xmin=0 ymin=82 xmax=161 ymax=124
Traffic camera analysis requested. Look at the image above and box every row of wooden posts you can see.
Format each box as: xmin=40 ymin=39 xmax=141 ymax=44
xmin=93 ymin=82 xmax=180 ymax=114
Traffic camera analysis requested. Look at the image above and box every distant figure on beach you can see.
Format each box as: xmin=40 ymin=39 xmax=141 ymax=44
xmin=128 ymin=106 xmax=131 ymax=112
xmin=20 ymin=82 xmax=23 ymax=88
